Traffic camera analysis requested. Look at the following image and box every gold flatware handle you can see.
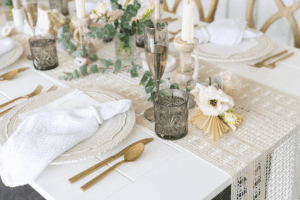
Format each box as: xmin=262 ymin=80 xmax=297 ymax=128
xmin=261 ymin=50 xmax=288 ymax=63
xmin=273 ymin=52 xmax=294 ymax=63
xmin=0 ymin=67 xmax=29 ymax=78
xmin=17 ymin=67 xmax=29 ymax=73
xmin=265 ymin=52 xmax=294 ymax=69
xmin=0 ymin=106 xmax=14 ymax=117
xmin=81 ymin=160 xmax=126 ymax=191
xmin=69 ymin=155 xmax=117 ymax=184
xmin=68 ymin=138 xmax=153 ymax=184
xmin=0 ymin=97 xmax=23 ymax=110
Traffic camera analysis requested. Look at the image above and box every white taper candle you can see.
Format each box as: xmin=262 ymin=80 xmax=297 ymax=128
xmin=181 ymin=0 xmax=194 ymax=42
xmin=154 ymin=0 xmax=160 ymax=21
xmin=12 ymin=0 xmax=21 ymax=9
xmin=75 ymin=0 xmax=86 ymax=19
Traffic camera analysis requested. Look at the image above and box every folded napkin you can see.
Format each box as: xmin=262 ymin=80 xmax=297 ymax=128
xmin=0 ymin=89 xmax=131 ymax=187
xmin=176 ymin=18 xmax=262 ymax=45
xmin=0 ymin=39 xmax=14 ymax=56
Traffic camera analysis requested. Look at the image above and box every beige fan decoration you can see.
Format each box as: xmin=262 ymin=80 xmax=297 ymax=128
xmin=190 ymin=82 xmax=243 ymax=142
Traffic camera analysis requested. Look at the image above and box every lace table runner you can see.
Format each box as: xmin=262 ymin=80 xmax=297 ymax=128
xmin=6 ymin=30 xmax=300 ymax=200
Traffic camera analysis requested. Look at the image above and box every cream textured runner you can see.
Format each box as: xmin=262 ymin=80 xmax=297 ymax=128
xmin=5 ymin=29 xmax=300 ymax=200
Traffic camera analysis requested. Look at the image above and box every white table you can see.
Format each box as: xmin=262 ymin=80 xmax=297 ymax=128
xmin=0 ymin=12 xmax=299 ymax=200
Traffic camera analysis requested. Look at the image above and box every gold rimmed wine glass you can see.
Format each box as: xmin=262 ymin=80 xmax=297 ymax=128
xmin=21 ymin=0 xmax=38 ymax=60
xmin=143 ymin=20 xmax=169 ymax=121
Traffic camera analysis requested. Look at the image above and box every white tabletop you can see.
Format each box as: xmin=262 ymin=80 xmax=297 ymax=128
xmin=1 ymin=11 xmax=300 ymax=200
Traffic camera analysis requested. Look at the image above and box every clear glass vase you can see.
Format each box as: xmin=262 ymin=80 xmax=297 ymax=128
xmin=114 ymin=35 xmax=136 ymax=64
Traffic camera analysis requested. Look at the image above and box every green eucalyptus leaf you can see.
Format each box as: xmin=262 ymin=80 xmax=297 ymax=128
xmin=100 ymin=59 xmax=112 ymax=67
xmin=145 ymin=78 xmax=155 ymax=94
xmin=90 ymin=53 xmax=98 ymax=61
xmin=58 ymin=76 xmax=65 ymax=80
xmin=130 ymin=68 xmax=139 ymax=78
xmin=215 ymin=76 xmax=221 ymax=84
xmin=199 ymin=82 xmax=207 ymax=86
xmin=62 ymin=24 xmax=69 ymax=33
xmin=170 ymin=83 xmax=179 ymax=89
xmin=80 ymin=65 xmax=88 ymax=76
xmin=133 ymin=0 xmax=141 ymax=10
xmin=111 ymin=0 xmax=120 ymax=10
xmin=102 ymin=68 xmax=107 ymax=73
xmin=114 ymin=59 xmax=122 ymax=72
xmin=90 ymin=64 xmax=98 ymax=73
xmin=64 ymin=72 xmax=72 ymax=76
xmin=72 ymin=69 xmax=80 ymax=79
xmin=104 ymin=24 xmax=117 ymax=38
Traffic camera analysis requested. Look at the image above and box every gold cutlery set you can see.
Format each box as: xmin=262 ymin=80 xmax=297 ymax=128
xmin=0 ymin=67 xmax=29 ymax=81
xmin=69 ymin=138 xmax=153 ymax=191
xmin=249 ymin=50 xmax=294 ymax=69
xmin=0 ymin=85 xmax=58 ymax=117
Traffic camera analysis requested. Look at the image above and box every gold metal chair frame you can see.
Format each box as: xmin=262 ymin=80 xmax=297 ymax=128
xmin=247 ymin=0 xmax=300 ymax=48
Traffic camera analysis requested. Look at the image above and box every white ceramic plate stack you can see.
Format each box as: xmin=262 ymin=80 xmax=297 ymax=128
xmin=0 ymin=89 xmax=136 ymax=165
xmin=0 ymin=40 xmax=23 ymax=69
xmin=196 ymin=34 xmax=275 ymax=62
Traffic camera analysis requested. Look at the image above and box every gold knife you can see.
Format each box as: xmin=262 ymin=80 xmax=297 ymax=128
xmin=68 ymin=138 xmax=154 ymax=183
xmin=0 ymin=67 xmax=29 ymax=78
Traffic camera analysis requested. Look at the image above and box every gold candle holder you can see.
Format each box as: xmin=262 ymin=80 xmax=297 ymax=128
xmin=174 ymin=37 xmax=199 ymax=84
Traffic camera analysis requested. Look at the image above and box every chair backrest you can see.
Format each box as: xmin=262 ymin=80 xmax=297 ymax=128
xmin=246 ymin=0 xmax=300 ymax=48
xmin=163 ymin=0 xmax=219 ymax=23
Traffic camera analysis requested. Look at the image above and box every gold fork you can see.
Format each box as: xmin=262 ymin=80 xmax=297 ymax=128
xmin=265 ymin=52 xmax=294 ymax=69
xmin=0 ymin=69 xmax=18 ymax=81
xmin=0 ymin=85 xmax=58 ymax=117
xmin=47 ymin=85 xmax=58 ymax=92
xmin=248 ymin=50 xmax=288 ymax=68
xmin=0 ymin=85 xmax=43 ymax=110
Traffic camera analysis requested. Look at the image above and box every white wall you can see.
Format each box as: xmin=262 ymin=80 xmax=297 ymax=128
xmin=164 ymin=0 xmax=300 ymax=47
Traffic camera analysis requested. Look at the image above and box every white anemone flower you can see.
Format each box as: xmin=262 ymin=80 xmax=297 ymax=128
xmin=191 ymin=83 xmax=234 ymax=116
xmin=1 ymin=26 xmax=12 ymax=37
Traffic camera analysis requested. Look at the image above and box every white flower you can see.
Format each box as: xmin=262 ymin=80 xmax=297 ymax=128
xmin=90 ymin=3 xmax=109 ymax=19
xmin=1 ymin=26 xmax=12 ymax=37
xmin=190 ymin=83 xmax=234 ymax=116
xmin=107 ymin=10 xmax=124 ymax=22
xmin=118 ymin=0 xmax=140 ymax=7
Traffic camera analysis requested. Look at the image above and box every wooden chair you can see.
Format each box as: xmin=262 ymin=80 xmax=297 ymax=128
xmin=163 ymin=0 xmax=219 ymax=23
xmin=246 ymin=0 xmax=300 ymax=48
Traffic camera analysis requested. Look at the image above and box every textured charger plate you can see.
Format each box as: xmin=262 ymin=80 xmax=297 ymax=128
xmin=0 ymin=41 xmax=23 ymax=69
xmin=0 ymin=88 xmax=136 ymax=165
xmin=196 ymin=34 xmax=275 ymax=62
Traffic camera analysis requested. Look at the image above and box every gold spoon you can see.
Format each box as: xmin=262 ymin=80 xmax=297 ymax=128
xmin=0 ymin=69 xmax=18 ymax=81
xmin=81 ymin=143 xmax=145 ymax=191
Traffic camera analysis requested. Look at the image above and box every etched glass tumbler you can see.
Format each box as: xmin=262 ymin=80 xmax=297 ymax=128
xmin=29 ymin=34 xmax=59 ymax=71
xmin=154 ymin=89 xmax=189 ymax=140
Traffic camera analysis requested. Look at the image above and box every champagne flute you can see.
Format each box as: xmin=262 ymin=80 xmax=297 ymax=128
xmin=21 ymin=0 xmax=38 ymax=60
xmin=143 ymin=21 xmax=169 ymax=121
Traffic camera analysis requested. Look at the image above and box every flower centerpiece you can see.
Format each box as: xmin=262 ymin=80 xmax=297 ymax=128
xmin=87 ymin=0 xmax=154 ymax=64
xmin=189 ymin=83 xmax=243 ymax=142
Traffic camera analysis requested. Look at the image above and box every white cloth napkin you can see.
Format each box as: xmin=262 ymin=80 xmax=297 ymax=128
xmin=176 ymin=18 xmax=262 ymax=45
xmin=0 ymin=39 xmax=14 ymax=56
xmin=0 ymin=89 xmax=131 ymax=187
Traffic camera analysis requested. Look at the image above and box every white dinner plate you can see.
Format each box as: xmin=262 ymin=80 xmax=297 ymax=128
xmin=196 ymin=33 xmax=275 ymax=62
xmin=0 ymin=88 xmax=136 ymax=165
xmin=0 ymin=40 xmax=23 ymax=69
